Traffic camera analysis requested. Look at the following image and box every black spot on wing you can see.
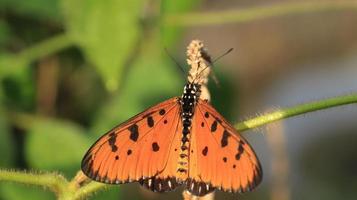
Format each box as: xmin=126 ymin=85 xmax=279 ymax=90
xmin=152 ymin=142 xmax=160 ymax=152
xmin=238 ymin=143 xmax=244 ymax=152
xmin=223 ymin=157 xmax=227 ymax=162
xmin=204 ymin=112 xmax=209 ymax=118
xmin=147 ymin=116 xmax=154 ymax=127
xmin=127 ymin=149 xmax=132 ymax=155
xmin=235 ymin=143 xmax=244 ymax=160
xmin=210 ymin=120 xmax=217 ymax=132
xmin=108 ymin=132 xmax=118 ymax=152
xmin=129 ymin=124 xmax=139 ymax=142
xmin=221 ymin=130 xmax=230 ymax=147
xmin=159 ymin=109 xmax=166 ymax=115
xmin=235 ymin=153 xmax=241 ymax=160
xmin=202 ymin=146 xmax=208 ymax=156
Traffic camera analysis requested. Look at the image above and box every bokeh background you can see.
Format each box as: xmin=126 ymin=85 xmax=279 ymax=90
xmin=1 ymin=0 xmax=357 ymax=199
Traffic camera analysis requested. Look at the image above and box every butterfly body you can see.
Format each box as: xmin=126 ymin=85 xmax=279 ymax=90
xmin=177 ymin=83 xmax=200 ymax=179
xmin=82 ymin=40 xmax=262 ymax=197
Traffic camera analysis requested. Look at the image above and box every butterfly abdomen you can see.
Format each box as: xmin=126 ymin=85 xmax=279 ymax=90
xmin=177 ymin=83 xmax=201 ymax=180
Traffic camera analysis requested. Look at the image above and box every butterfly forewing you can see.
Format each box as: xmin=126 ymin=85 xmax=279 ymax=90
xmin=186 ymin=99 xmax=262 ymax=195
xmin=81 ymin=97 xmax=182 ymax=184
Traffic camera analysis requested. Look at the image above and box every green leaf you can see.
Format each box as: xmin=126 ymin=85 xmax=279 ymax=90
xmin=0 ymin=19 xmax=10 ymax=48
xmin=0 ymin=183 xmax=54 ymax=200
xmin=0 ymin=54 xmax=28 ymax=80
xmin=90 ymin=41 xmax=182 ymax=137
xmin=1 ymin=66 xmax=35 ymax=111
xmin=25 ymin=118 xmax=90 ymax=177
xmin=0 ymin=108 xmax=14 ymax=167
xmin=160 ymin=0 xmax=200 ymax=46
xmin=61 ymin=0 xmax=144 ymax=91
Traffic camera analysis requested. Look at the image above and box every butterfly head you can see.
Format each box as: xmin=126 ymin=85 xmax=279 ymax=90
xmin=182 ymin=83 xmax=201 ymax=103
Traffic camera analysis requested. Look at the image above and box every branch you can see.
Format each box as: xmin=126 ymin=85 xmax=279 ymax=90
xmin=164 ymin=1 xmax=357 ymax=26
xmin=73 ymin=182 xmax=107 ymax=200
xmin=235 ymin=93 xmax=357 ymax=132
xmin=17 ymin=33 xmax=73 ymax=63
xmin=0 ymin=169 xmax=68 ymax=195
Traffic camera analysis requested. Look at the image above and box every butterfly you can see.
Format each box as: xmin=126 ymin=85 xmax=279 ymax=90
xmin=81 ymin=40 xmax=262 ymax=197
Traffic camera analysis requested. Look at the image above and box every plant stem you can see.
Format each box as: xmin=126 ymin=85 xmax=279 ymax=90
xmin=73 ymin=182 xmax=107 ymax=199
xmin=235 ymin=93 xmax=357 ymax=132
xmin=0 ymin=169 xmax=68 ymax=194
xmin=164 ymin=1 xmax=357 ymax=26
xmin=18 ymin=33 xmax=73 ymax=64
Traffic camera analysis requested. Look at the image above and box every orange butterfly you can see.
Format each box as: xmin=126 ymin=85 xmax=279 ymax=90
xmin=81 ymin=40 xmax=262 ymax=196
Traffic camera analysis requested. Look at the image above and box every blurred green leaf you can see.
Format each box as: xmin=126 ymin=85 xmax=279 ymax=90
xmin=0 ymin=19 xmax=10 ymax=48
xmin=25 ymin=118 xmax=90 ymax=177
xmin=160 ymin=0 xmax=200 ymax=46
xmin=0 ymin=108 xmax=14 ymax=167
xmin=1 ymin=67 xmax=35 ymax=111
xmin=0 ymin=0 xmax=61 ymax=21
xmin=61 ymin=0 xmax=144 ymax=91
xmin=90 ymin=41 xmax=182 ymax=137
xmin=0 ymin=54 xmax=28 ymax=80
xmin=0 ymin=183 xmax=54 ymax=200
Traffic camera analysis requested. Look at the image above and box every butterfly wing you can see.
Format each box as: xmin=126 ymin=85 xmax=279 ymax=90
xmin=81 ymin=97 xmax=182 ymax=192
xmin=186 ymin=99 xmax=262 ymax=196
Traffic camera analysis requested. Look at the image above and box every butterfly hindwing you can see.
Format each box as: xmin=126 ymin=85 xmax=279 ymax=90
xmin=139 ymin=109 xmax=183 ymax=192
xmin=81 ymin=97 xmax=181 ymax=187
xmin=186 ymin=99 xmax=262 ymax=196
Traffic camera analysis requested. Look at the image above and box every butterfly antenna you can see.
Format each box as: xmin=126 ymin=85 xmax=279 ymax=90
xmin=192 ymin=48 xmax=233 ymax=86
xmin=164 ymin=48 xmax=186 ymax=76
xmin=210 ymin=48 xmax=234 ymax=87
xmin=212 ymin=48 xmax=234 ymax=63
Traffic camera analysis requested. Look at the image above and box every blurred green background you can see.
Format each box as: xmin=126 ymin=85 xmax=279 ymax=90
xmin=1 ymin=0 xmax=357 ymax=200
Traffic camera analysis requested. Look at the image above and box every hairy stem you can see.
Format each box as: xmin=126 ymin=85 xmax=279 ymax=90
xmin=164 ymin=1 xmax=357 ymax=26
xmin=235 ymin=93 xmax=357 ymax=131
xmin=0 ymin=169 xmax=68 ymax=195
xmin=73 ymin=182 xmax=108 ymax=199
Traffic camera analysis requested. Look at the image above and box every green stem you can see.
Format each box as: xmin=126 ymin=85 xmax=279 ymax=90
xmin=73 ymin=182 xmax=107 ymax=199
xmin=235 ymin=93 xmax=357 ymax=132
xmin=0 ymin=169 xmax=68 ymax=195
xmin=164 ymin=1 xmax=357 ymax=26
xmin=18 ymin=33 xmax=73 ymax=64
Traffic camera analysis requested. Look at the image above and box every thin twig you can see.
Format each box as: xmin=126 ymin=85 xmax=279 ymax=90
xmin=164 ymin=1 xmax=357 ymax=26
xmin=235 ymin=93 xmax=357 ymax=132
